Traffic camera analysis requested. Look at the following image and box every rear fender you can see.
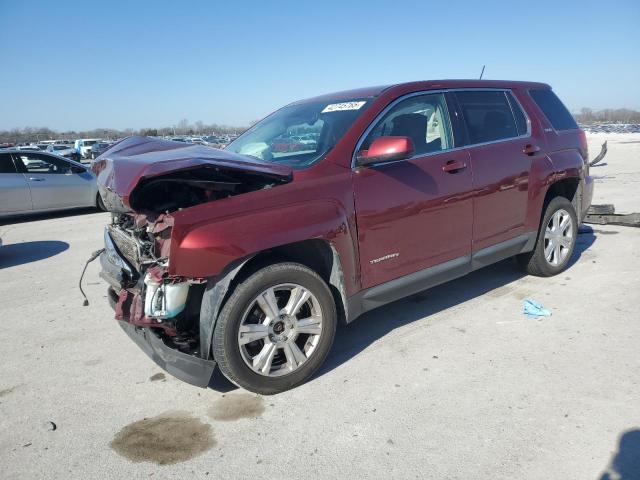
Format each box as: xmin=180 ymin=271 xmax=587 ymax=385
xmin=525 ymin=150 xmax=583 ymax=232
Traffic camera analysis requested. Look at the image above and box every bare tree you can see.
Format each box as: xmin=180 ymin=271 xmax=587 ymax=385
xmin=177 ymin=118 xmax=190 ymax=135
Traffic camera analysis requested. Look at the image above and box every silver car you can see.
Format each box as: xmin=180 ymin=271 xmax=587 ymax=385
xmin=0 ymin=150 xmax=105 ymax=218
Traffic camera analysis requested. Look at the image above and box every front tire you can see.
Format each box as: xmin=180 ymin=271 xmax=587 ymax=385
xmin=96 ymin=193 xmax=106 ymax=211
xmin=213 ymin=263 xmax=336 ymax=395
xmin=518 ymin=196 xmax=578 ymax=276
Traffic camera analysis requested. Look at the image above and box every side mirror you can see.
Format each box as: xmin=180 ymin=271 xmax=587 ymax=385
xmin=71 ymin=165 xmax=86 ymax=174
xmin=356 ymin=136 xmax=414 ymax=166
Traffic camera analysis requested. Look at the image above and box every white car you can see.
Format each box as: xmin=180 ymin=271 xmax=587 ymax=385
xmin=47 ymin=144 xmax=80 ymax=160
xmin=74 ymin=139 xmax=102 ymax=160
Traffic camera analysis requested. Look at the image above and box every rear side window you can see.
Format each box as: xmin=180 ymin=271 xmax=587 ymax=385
xmin=529 ymin=89 xmax=578 ymax=131
xmin=0 ymin=153 xmax=17 ymax=173
xmin=455 ymin=91 xmax=519 ymax=144
xmin=506 ymin=92 xmax=528 ymax=136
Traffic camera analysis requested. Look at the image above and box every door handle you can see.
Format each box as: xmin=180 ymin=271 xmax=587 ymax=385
xmin=523 ymin=144 xmax=541 ymax=156
xmin=29 ymin=177 xmax=45 ymax=182
xmin=442 ymin=160 xmax=467 ymax=173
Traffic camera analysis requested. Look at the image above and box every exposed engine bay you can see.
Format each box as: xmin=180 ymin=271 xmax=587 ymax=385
xmin=104 ymin=212 xmax=206 ymax=355
xmin=129 ymin=166 xmax=287 ymax=214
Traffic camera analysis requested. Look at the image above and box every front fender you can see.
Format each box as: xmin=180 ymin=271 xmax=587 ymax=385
xmin=169 ymin=199 xmax=358 ymax=288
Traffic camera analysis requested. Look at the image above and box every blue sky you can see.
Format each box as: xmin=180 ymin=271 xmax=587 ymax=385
xmin=1 ymin=0 xmax=638 ymax=130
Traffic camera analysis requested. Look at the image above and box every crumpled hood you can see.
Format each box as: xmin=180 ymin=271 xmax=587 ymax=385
xmin=93 ymin=136 xmax=293 ymax=212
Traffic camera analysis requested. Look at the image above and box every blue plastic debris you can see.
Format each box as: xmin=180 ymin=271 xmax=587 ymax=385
xmin=523 ymin=299 xmax=552 ymax=318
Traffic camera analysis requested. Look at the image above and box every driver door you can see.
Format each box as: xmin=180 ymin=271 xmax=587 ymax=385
xmin=352 ymin=92 xmax=474 ymax=289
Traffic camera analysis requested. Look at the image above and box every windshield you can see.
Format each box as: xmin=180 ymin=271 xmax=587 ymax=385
xmin=226 ymin=99 xmax=370 ymax=168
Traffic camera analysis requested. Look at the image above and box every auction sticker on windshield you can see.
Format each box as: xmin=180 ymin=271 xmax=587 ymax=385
xmin=321 ymin=101 xmax=367 ymax=113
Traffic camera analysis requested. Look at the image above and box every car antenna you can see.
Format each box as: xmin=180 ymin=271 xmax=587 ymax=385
xmin=479 ymin=65 xmax=486 ymax=80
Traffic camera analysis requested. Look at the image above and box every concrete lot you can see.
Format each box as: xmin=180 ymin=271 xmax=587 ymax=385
xmin=1 ymin=134 xmax=639 ymax=479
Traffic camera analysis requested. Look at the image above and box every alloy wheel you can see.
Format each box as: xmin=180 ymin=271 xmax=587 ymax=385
xmin=237 ymin=284 xmax=323 ymax=377
xmin=543 ymin=208 xmax=574 ymax=266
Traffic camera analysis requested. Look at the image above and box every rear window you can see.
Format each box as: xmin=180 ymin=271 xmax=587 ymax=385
xmin=455 ymin=90 xmax=520 ymax=144
xmin=529 ymin=89 xmax=578 ymax=131
xmin=0 ymin=153 xmax=17 ymax=173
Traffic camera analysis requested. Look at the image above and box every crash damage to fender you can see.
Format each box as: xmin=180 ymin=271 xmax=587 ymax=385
xmin=94 ymin=136 xmax=316 ymax=386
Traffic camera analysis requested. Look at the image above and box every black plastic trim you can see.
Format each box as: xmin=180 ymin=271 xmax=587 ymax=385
xmin=118 ymin=321 xmax=216 ymax=388
xmin=346 ymin=232 xmax=536 ymax=323
xmin=471 ymin=232 xmax=536 ymax=270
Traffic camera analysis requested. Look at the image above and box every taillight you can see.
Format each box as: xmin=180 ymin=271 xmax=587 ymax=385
xmin=578 ymin=129 xmax=589 ymax=163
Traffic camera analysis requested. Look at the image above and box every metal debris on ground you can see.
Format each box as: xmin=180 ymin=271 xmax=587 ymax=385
xmin=584 ymin=205 xmax=640 ymax=228
xmin=588 ymin=141 xmax=607 ymax=167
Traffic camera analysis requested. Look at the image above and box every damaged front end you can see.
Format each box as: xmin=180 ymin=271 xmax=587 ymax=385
xmin=95 ymin=136 xmax=293 ymax=387
xmin=100 ymin=212 xmax=216 ymax=386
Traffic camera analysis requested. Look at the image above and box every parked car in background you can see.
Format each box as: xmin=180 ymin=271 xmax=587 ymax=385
xmin=14 ymin=145 xmax=40 ymax=151
xmin=47 ymin=143 xmax=81 ymax=160
xmin=203 ymin=136 xmax=230 ymax=148
xmin=96 ymin=80 xmax=592 ymax=394
xmin=0 ymin=150 xmax=104 ymax=217
xmin=74 ymin=138 xmax=102 ymax=160
xmin=90 ymin=141 xmax=112 ymax=159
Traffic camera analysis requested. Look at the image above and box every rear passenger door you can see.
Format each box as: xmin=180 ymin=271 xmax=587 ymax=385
xmin=0 ymin=152 xmax=32 ymax=216
xmin=454 ymin=90 xmax=543 ymax=252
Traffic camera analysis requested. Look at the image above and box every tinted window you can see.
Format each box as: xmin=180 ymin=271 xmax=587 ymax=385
xmin=506 ymin=92 xmax=528 ymax=136
xmin=529 ymin=89 xmax=577 ymax=131
xmin=360 ymin=93 xmax=452 ymax=155
xmin=455 ymin=90 xmax=519 ymax=144
xmin=0 ymin=153 xmax=17 ymax=173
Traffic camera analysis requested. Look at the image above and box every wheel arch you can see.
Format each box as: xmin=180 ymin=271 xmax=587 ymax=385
xmin=542 ymin=176 xmax=581 ymax=219
xmin=199 ymin=238 xmax=348 ymax=361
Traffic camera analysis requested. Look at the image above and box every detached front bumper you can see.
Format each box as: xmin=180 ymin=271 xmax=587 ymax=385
xmin=117 ymin=319 xmax=216 ymax=388
xmin=101 ymin=228 xmax=216 ymax=388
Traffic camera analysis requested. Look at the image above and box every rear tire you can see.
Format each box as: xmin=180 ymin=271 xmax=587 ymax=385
xmin=517 ymin=196 xmax=578 ymax=276
xmin=213 ymin=262 xmax=336 ymax=395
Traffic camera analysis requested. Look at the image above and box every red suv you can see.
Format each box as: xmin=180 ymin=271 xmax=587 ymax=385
xmin=96 ymin=80 xmax=593 ymax=394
